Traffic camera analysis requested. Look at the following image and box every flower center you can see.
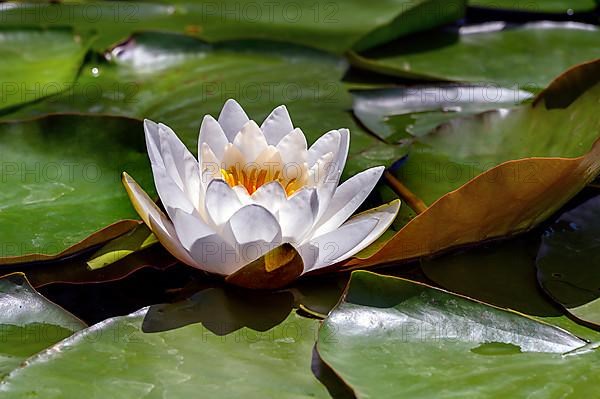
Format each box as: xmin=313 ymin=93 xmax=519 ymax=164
xmin=220 ymin=165 xmax=302 ymax=196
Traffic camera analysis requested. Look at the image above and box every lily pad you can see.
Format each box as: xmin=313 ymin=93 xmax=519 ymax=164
xmin=0 ymin=273 xmax=85 ymax=378
xmin=537 ymin=195 xmax=600 ymax=327
xmin=6 ymin=32 xmax=407 ymax=176
xmin=469 ymin=0 xmax=598 ymax=13
xmin=0 ymin=28 xmax=91 ymax=111
xmin=352 ymin=85 xmax=532 ymax=142
xmin=0 ymin=1 xmax=465 ymax=54
xmin=0 ymin=307 xmax=329 ymax=398
xmin=349 ymin=22 xmax=600 ymax=90
xmin=342 ymin=59 xmax=600 ymax=267
xmin=87 ymin=224 xmax=157 ymax=270
xmin=0 ymin=115 xmax=155 ymax=264
xmin=317 ymin=271 xmax=600 ymax=399
xmin=421 ymin=235 xmax=600 ymax=341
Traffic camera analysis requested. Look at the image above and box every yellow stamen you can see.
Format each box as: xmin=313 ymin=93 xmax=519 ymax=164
xmin=220 ymin=166 xmax=300 ymax=196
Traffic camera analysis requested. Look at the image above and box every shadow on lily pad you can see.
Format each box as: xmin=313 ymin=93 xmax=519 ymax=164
xmin=142 ymin=286 xmax=295 ymax=335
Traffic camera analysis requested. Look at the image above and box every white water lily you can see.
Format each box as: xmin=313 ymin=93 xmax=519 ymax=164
xmin=123 ymin=100 xmax=399 ymax=279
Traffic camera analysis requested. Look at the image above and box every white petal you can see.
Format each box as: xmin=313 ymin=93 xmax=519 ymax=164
xmin=276 ymin=127 xmax=308 ymax=167
xmin=233 ymin=120 xmax=268 ymax=162
xmin=307 ymin=130 xmax=340 ymax=167
xmin=261 ymin=105 xmax=294 ymax=145
xmin=144 ymin=119 xmax=162 ymax=167
xmin=336 ymin=128 xmax=350 ymax=176
xmin=279 ymin=188 xmax=318 ymax=243
xmin=199 ymin=115 xmax=228 ymax=160
xmin=232 ymin=185 xmax=253 ymax=205
xmin=171 ymin=208 xmax=238 ymax=275
xmin=251 ymin=181 xmax=286 ymax=215
xmin=226 ymin=204 xmax=281 ymax=246
xmin=222 ymin=205 xmax=283 ymax=268
xmin=122 ymin=173 xmax=201 ymax=268
xmin=221 ymin=142 xmax=246 ymax=169
xmin=298 ymin=217 xmax=378 ymax=272
xmin=151 ymin=161 xmax=196 ymax=217
xmin=340 ymin=200 xmax=400 ymax=260
xmin=309 ymin=152 xmax=339 ymax=222
xmin=204 ymin=179 xmax=244 ymax=227
xmin=199 ymin=143 xmax=221 ymax=185
xmin=218 ymin=99 xmax=249 ymax=141
xmin=171 ymin=208 xmax=215 ymax=249
xmin=144 ymin=120 xmax=196 ymax=217
xmin=313 ymin=166 xmax=385 ymax=236
xmin=158 ymin=123 xmax=200 ymax=207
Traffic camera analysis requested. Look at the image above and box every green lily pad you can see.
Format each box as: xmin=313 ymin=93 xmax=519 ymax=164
xmin=349 ymin=22 xmax=600 ymax=90
xmin=6 ymin=32 xmax=406 ymax=176
xmin=393 ymin=57 xmax=600 ymax=215
xmin=352 ymin=85 xmax=533 ymax=142
xmin=0 ymin=305 xmax=330 ymax=398
xmin=87 ymin=224 xmax=157 ymax=270
xmin=537 ymin=195 xmax=600 ymax=327
xmin=0 ymin=115 xmax=155 ymax=263
xmin=421 ymin=235 xmax=600 ymax=341
xmin=0 ymin=28 xmax=91 ymax=111
xmin=469 ymin=0 xmax=598 ymax=13
xmin=0 ymin=0 xmax=465 ymax=54
xmin=341 ymin=59 xmax=600 ymax=268
xmin=0 ymin=273 xmax=85 ymax=378
xmin=318 ymin=271 xmax=600 ymax=399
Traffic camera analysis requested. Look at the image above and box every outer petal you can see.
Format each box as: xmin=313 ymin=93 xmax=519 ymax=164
xmin=339 ymin=199 xmax=400 ymax=260
xmin=313 ymin=166 xmax=385 ymax=237
xmin=158 ymin=123 xmax=200 ymax=207
xmin=204 ymin=179 xmax=244 ymax=227
xmin=307 ymin=128 xmax=348 ymax=185
xmin=309 ymin=152 xmax=339 ymax=223
xmin=143 ymin=119 xmax=163 ymax=167
xmin=198 ymin=115 xmax=228 ymax=160
xmin=279 ymin=188 xmax=318 ymax=243
xmin=222 ymin=204 xmax=283 ymax=271
xmin=226 ymin=204 xmax=281 ymax=246
xmin=218 ymin=99 xmax=249 ymax=141
xmin=144 ymin=120 xmax=196 ymax=217
xmin=261 ymin=105 xmax=294 ymax=145
xmin=232 ymin=120 xmax=268 ymax=162
xmin=336 ymin=128 xmax=350 ymax=176
xmin=171 ymin=208 xmax=240 ymax=275
xmin=122 ymin=173 xmax=201 ymax=268
xmin=307 ymin=129 xmax=341 ymax=167
xmin=298 ymin=217 xmax=378 ymax=272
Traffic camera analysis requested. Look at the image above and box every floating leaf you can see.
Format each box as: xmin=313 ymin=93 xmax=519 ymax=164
xmin=0 ymin=1 xmax=465 ymax=54
xmin=353 ymin=85 xmax=532 ymax=142
xmin=317 ymin=271 xmax=600 ymax=399
xmin=0 ymin=273 xmax=85 ymax=378
xmin=349 ymin=22 xmax=600 ymax=90
xmin=0 ymin=28 xmax=91 ymax=111
xmin=469 ymin=0 xmax=598 ymax=13
xmin=87 ymin=225 xmax=157 ymax=270
xmin=0 ymin=115 xmax=155 ymax=264
xmin=342 ymin=59 xmax=600 ymax=267
xmin=6 ymin=32 xmax=407 ymax=176
xmin=0 ymin=307 xmax=329 ymax=398
xmin=537 ymin=195 xmax=600 ymax=327
xmin=421 ymin=236 xmax=600 ymax=341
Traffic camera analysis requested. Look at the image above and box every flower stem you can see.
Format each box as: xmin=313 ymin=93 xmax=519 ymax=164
xmin=383 ymin=171 xmax=428 ymax=215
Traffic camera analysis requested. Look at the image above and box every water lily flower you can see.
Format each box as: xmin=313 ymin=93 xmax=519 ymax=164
xmin=123 ymin=100 xmax=399 ymax=288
